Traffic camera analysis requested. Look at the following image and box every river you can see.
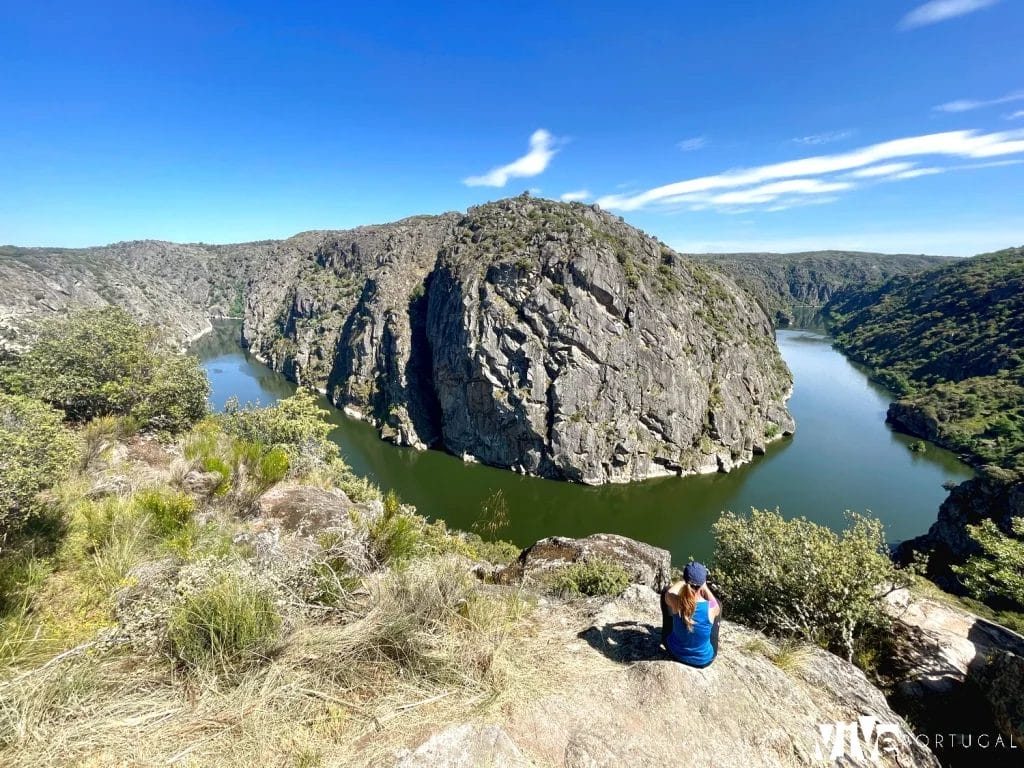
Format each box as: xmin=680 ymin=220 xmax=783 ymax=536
xmin=192 ymin=322 xmax=973 ymax=561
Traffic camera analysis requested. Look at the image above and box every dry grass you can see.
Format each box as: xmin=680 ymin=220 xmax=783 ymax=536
xmin=0 ymin=556 xmax=574 ymax=768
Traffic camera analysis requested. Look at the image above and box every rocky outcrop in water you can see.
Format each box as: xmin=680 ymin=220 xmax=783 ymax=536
xmin=241 ymin=197 xmax=794 ymax=484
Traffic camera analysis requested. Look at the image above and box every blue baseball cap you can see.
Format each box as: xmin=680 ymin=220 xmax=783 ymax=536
xmin=683 ymin=561 xmax=708 ymax=587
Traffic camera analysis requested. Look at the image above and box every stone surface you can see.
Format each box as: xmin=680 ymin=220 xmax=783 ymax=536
xmin=896 ymin=472 xmax=1024 ymax=592
xmin=508 ymin=532 xmax=672 ymax=591
xmin=883 ymin=587 xmax=1024 ymax=757
xmin=503 ymin=591 xmax=938 ymax=768
xmin=394 ymin=723 xmax=530 ymax=768
xmin=0 ymin=197 xmax=795 ymax=485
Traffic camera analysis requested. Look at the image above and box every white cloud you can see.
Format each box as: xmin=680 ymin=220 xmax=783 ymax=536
xmin=594 ymin=129 xmax=1024 ymax=211
xmin=847 ymin=162 xmax=917 ymax=178
xmin=677 ymin=137 xmax=707 ymax=151
xmin=792 ymin=130 xmax=852 ymax=145
xmin=559 ymin=189 xmax=591 ymax=202
xmin=890 ymin=167 xmax=944 ymax=179
xmin=899 ymin=0 xmax=999 ymax=29
xmin=707 ymin=179 xmax=852 ymax=206
xmin=934 ymin=89 xmax=1024 ymax=113
xmin=463 ymin=129 xmax=558 ymax=187
xmin=1006 ymin=110 xmax=1024 ymax=120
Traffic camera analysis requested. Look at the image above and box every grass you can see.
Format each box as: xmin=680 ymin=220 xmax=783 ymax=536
xmin=545 ymin=558 xmax=631 ymax=598
xmin=168 ymin=571 xmax=283 ymax=674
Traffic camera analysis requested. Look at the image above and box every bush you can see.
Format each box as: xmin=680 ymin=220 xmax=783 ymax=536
xmin=0 ymin=307 xmax=209 ymax=431
xmin=168 ymin=570 xmax=282 ymax=673
xmin=0 ymin=394 xmax=77 ymax=540
xmin=134 ymin=488 xmax=196 ymax=538
xmin=547 ymin=558 xmax=631 ymax=598
xmin=953 ymin=518 xmax=1024 ymax=610
xmin=367 ymin=491 xmax=422 ymax=567
xmin=221 ymin=389 xmax=337 ymax=465
xmin=711 ymin=508 xmax=907 ymax=660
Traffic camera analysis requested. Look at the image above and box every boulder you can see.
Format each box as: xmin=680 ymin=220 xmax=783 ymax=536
xmin=507 ymin=533 xmax=672 ymax=591
xmin=883 ymin=588 xmax=1024 ymax=760
xmin=254 ymin=483 xmax=359 ymax=537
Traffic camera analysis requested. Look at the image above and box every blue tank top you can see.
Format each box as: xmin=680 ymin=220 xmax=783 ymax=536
xmin=666 ymin=600 xmax=715 ymax=666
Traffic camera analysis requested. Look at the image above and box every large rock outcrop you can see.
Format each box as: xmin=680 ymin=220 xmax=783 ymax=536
xmin=241 ymin=197 xmax=795 ymax=484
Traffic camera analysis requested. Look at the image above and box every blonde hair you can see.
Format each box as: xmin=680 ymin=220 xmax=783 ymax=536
xmin=667 ymin=582 xmax=700 ymax=631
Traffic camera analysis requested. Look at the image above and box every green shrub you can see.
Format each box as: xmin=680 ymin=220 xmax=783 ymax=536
xmin=0 ymin=307 xmax=209 ymax=431
xmin=548 ymin=558 xmax=631 ymax=598
xmin=711 ymin=508 xmax=908 ymax=660
xmin=953 ymin=518 xmax=1024 ymax=610
xmin=367 ymin=491 xmax=422 ymax=567
xmin=0 ymin=393 xmax=77 ymax=539
xmin=134 ymin=488 xmax=196 ymax=538
xmin=221 ymin=389 xmax=337 ymax=465
xmin=168 ymin=571 xmax=282 ymax=673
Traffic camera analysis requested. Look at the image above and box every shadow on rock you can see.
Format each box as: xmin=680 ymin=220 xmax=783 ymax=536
xmin=578 ymin=620 xmax=669 ymax=664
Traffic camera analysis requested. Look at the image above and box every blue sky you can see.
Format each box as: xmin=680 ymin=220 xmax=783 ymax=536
xmin=2 ymin=0 xmax=1023 ymax=255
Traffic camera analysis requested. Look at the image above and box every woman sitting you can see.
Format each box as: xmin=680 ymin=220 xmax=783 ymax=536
xmin=660 ymin=561 xmax=721 ymax=668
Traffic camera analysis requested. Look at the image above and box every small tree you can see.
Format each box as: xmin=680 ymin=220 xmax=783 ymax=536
xmin=1 ymin=307 xmax=209 ymax=431
xmin=711 ymin=508 xmax=907 ymax=660
xmin=953 ymin=518 xmax=1024 ymax=609
xmin=0 ymin=394 xmax=77 ymax=542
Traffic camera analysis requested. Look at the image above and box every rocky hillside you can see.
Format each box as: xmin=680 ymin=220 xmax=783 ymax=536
xmin=0 ymin=428 xmax=943 ymax=768
xmin=0 ymin=241 xmax=266 ymax=348
xmin=241 ymin=197 xmax=794 ymax=484
xmin=691 ymin=250 xmax=952 ymax=326
xmin=0 ymin=196 xmax=796 ymax=485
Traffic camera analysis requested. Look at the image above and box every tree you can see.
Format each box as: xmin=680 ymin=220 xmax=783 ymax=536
xmin=1 ymin=307 xmax=209 ymax=431
xmin=711 ymin=508 xmax=907 ymax=661
xmin=0 ymin=394 xmax=77 ymax=542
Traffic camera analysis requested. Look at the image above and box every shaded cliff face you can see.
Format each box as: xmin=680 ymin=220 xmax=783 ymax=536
xmin=0 ymin=197 xmax=796 ymax=485
xmin=242 ymin=197 xmax=794 ymax=484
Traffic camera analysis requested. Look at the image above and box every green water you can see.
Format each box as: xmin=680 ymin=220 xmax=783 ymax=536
xmin=193 ymin=321 xmax=973 ymax=561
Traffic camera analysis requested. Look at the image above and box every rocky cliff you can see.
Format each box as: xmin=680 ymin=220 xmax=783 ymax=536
xmin=0 ymin=196 xmax=795 ymax=484
xmin=241 ymin=197 xmax=795 ymax=484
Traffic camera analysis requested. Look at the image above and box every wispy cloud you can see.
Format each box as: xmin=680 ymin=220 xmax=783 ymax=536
xmin=677 ymin=136 xmax=707 ymax=151
xmin=934 ymin=89 xmax=1024 ymax=113
xmin=899 ymin=0 xmax=999 ymax=29
xmin=793 ymin=130 xmax=852 ymax=146
xmin=846 ymin=162 xmax=917 ymax=178
xmin=463 ymin=129 xmax=558 ymax=187
xmin=594 ymin=129 xmax=1024 ymax=212
xmin=1006 ymin=110 xmax=1024 ymax=120
xmin=559 ymin=189 xmax=591 ymax=202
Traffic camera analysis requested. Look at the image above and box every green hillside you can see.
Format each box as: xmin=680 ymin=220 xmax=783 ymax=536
xmin=827 ymin=246 xmax=1024 ymax=474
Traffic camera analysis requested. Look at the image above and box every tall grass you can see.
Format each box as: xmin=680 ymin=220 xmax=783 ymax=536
xmin=168 ymin=571 xmax=283 ymax=675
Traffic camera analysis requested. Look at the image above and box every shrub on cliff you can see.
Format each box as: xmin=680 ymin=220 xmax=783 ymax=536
xmin=953 ymin=518 xmax=1024 ymax=610
xmin=0 ymin=308 xmax=209 ymax=431
xmin=0 ymin=393 xmax=77 ymax=540
xmin=711 ymin=508 xmax=908 ymax=660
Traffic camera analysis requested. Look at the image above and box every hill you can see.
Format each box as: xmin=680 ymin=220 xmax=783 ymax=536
xmin=691 ymin=251 xmax=954 ymax=326
xmin=826 ymin=246 xmax=1024 ymax=474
